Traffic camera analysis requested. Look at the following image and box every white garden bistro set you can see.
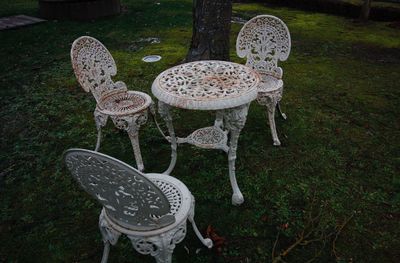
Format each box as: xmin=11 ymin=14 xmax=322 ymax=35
xmin=66 ymin=15 xmax=291 ymax=263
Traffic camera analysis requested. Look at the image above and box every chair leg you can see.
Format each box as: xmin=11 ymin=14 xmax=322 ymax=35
xmin=266 ymin=102 xmax=281 ymax=146
xmin=188 ymin=196 xmax=213 ymax=248
xmin=276 ymin=101 xmax=287 ymax=120
xmin=95 ymin=128 xmax=102 ymax=152
xmin=111 ymin=111 xmax=148 ymax=172
xmin=128 ymin=130 xmax=144 ymax=172
xmin=100 ymin=241 xmax=111 ymax=263
xmin=99 ymin=210 xmax=120 ymax=263
xmin=94 ymin=110 xmax=108 ymax=152
xmin=154 ymin=243 xmax=173 ymax=263
xmin=129 ymin=232 xmax=182 ymax=263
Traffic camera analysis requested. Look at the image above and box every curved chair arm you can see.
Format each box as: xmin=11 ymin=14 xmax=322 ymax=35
xmin=114 ymin=81 xmax=128 ymax=92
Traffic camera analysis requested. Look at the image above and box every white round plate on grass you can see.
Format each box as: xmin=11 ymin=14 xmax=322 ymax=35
xmin=142 ymin=55 xmax=162 ymax=62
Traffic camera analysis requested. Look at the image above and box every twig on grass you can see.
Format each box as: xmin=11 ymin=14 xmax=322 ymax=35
xmin=272 ymin=190 xmax=357 ymax=263
xmin=332 ymin=212 xmax=356 ymax=259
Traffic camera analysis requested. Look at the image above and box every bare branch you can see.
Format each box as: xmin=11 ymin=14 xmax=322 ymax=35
xmin=332 ymin=212 xmax=356 ymax=259
xmin=272 ymin=230 xmax=281 ymax=262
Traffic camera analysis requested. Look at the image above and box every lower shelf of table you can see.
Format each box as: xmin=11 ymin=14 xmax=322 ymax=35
xmin=176 ymin=126 xmax=229 ymax=152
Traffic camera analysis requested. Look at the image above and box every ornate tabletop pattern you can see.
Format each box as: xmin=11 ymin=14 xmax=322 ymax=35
xmin=152 ymin=60 xmax=260 ymax=110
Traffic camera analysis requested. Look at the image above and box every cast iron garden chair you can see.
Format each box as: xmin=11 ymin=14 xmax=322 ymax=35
xmin=64 ymin=148 xmax=213 ymax=263
xmin=71 ymin=36 xmax=152 ymax=171
xmin=236 ymin=15 xmax=291 ymax=146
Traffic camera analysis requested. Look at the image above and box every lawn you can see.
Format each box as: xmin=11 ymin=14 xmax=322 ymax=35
xmin=0 ymin=0 xmax=399 ymax=262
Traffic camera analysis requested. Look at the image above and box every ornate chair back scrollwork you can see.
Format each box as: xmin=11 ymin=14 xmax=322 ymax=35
xmin=236 ymin=15 xmax=291 ymax=146
xmin=64 ymin=149 xmax=212 ymax=263
xmin=236 ymin=15 xmax=291 ymax=78
xmin=70 ymin=36 xmax=152 ymax=171
xmin=64 ymin=148 xmax=174 ymax=231
xmin=71 ymin=36 xmax=124 ymax=103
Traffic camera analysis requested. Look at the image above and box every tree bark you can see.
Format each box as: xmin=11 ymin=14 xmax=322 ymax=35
xmin=186 ymin=0 xmax=232 ymax=62
xmin=359 ymin=0 xmax=372 ymax=21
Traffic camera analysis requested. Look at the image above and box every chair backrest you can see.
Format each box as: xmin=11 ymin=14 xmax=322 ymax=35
xmin=71 ymin=36 xmax=125 ymax=102
xmin=64 ymin=148 xmax=175 ymax=231
xmin=236 ymin=15 xmax=291 ymax=78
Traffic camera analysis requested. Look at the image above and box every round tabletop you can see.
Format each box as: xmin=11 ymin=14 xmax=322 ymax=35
xmin=151 ymin=60 xmax=260 ymax=110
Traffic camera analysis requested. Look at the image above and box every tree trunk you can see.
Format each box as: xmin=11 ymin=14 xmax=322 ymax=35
xmin=359 ymin=0 xmax=372 ymax=21
xmin=186 ymin=0 xmax=232 ymax=62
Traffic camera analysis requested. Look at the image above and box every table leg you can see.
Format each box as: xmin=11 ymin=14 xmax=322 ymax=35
xmin=214 ymin=111 xmax=224 ymax=129
xmin=223 ymin=103 xmax=250 ymax=205
xmin=158 ymin=101 xmax=177 ymax=174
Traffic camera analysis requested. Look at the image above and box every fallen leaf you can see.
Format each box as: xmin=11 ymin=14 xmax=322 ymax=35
xmin=206 ymin=225 xmax=226 ymax=255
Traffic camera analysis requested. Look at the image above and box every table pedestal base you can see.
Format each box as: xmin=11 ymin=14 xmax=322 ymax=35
xmin=158 ymin=101 xmax=250 ymax=205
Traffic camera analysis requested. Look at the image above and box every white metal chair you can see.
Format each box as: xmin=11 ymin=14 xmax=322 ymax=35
xmin=71 ymin=36 xmax=152 ymax=171
xmin=64 ymin=148 xmax=213 ymax=263
xmin=236 ymin=15 xmax=291 ymax=146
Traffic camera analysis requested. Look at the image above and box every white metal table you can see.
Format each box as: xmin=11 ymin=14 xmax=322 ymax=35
xmin=152 ymin=60 xmax=260 ymax=205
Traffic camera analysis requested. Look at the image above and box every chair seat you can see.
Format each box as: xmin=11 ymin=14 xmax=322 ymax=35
xmin=104 ymin=173 xmax=193 ymax=236
xmin=258 ymin=74 xmax=283 ymax=93
xmin=98 ymin=91 xmax=152 ymax=116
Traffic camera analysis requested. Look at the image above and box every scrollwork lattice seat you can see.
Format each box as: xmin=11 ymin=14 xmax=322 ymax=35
xmin=71 ymin=36 xmax=152 ymax=171
xmin=98 ymin=91 xmax=151 ymax=116
xmin=64 ymin=149 xmax=213 ymax=263
xmin=236 ymin=15 xmax=291 ymax=146
xmin=259 ymin=74 xmax=283 ymax=93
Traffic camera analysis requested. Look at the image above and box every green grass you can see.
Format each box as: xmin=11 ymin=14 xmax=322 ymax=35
xmin=1 ymin=0 xmax=399 ymax=262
